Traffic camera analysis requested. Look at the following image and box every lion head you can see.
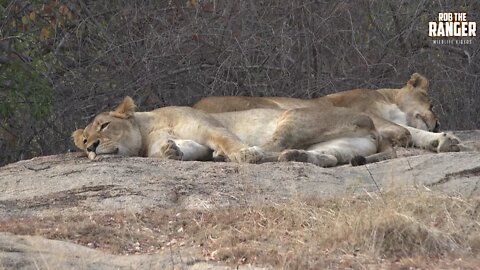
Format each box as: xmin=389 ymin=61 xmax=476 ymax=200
xmin=72 ymin=96 xmax=142 ymax=159
xmin=396 ymin=73 xmax=440 ymax=132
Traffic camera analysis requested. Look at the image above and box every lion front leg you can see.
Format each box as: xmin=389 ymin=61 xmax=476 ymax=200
xmin=379 ymin=126 xmax=412 ymax=147
xmin=232 ymin=146 xmax=265 ymax=163
xmin=150 ymin=139 xmax=184 ymax=160
xmin=369 ymin=115 xmax=413 ymax=147
xmin=403 ymin=126 xmax=461 ymax=152
xmin=150 ymin=139 xmax=213 ymax=160
xmin=203 ymin=128 xmax=264 ymax=163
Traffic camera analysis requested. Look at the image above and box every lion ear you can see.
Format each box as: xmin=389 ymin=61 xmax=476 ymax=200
xmin=72 ymin=129 xmax=86 ymax=150
xmin=407 ymin=73 xmax=429 ymax=92
xmin=110 ymin=96 xmax=136 ymax=118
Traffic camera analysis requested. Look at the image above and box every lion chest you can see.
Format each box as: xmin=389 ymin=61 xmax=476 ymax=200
xmin=377 ymin=103 xmax=408 ymax=126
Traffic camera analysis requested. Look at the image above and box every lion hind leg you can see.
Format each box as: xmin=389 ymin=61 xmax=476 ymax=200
xmin=306 ymin=136 xmax=379 ymax=166
xmin=174 ymin=139 xmax=212 ymax=161
xmin=352 ymin=148 xmax=396 ymax=166
xmin=351 ymin=135 xmax=396 ymax=166
xmin=279 ymin=149 xmax=338 ymax=167
xmin=214 ymin=147 xmax=281 ymax=163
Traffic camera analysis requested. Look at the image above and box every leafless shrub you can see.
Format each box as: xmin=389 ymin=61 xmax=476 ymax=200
xmin=1 ymin=0 xmax=479 ymax=164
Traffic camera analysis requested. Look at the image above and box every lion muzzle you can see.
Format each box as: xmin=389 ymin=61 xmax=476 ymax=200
xmin=87 ymin=151 xmax=97 ymax=160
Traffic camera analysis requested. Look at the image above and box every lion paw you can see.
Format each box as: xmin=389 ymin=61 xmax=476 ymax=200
xmin=432 ymin=132 xmax=461 ymax=152
xmin=213 ymin=150 xmax=228 ymax=162
xmin=350 ymin=155 xmax=367 ymax=166
xmin=279 ymin=149 xmax=309 ymax=163
xmin=161 ymin=140 xmax=184 ymax=160
xmin=392 ymin=130 xmax=413 ymax=147
xmin=312 ymin=154 xmax=338 ymax=167
xmin=279 ymin=150 xmax=338 ymax=167
xmin=231 ymin=147 xmax=264 ymax=163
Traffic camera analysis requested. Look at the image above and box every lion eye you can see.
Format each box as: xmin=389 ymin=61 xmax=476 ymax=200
xmin=100 ymin=122 xmax=110 ymax=131
xmin=83 ymin=138 xmax=87 ymax=144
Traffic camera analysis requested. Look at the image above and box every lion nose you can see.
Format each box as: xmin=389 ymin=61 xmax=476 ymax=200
xmin=433 ymin=121 xmax=440 ymax=133
xmin=87 ymin=140 xmax=100 ymax=152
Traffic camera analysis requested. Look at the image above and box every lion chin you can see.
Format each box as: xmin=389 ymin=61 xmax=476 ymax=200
xmin=87 ymin=152 xmax=96 ymax=160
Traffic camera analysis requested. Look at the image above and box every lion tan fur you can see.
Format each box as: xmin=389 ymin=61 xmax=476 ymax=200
xmin=193 ymin=73 xmax=461 ymax=153
xmin=72 ymin=97 xmax=394 ymax=167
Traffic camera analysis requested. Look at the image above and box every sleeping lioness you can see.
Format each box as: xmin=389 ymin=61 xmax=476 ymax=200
xmin=72 ymin=96 xmax=395 ymax=167
xmin=193 ymin=73 xmax=461 ymax=153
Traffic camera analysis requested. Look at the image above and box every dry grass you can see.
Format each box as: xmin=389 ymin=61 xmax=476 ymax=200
xmin=1 ymin=188 xmax=480 ymax=269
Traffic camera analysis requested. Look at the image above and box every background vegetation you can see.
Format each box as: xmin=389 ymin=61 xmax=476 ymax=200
xmin=1 ymin=0 xmax=479 ymax=165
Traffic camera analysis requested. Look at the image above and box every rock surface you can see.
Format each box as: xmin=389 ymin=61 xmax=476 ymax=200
xmin=0 ymin=130 xmax=479 ymax=269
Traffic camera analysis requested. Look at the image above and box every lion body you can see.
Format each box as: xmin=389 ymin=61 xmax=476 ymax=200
xmin=193 ymin=73 xmax=461 ymax=153
xmin=73 ymin=97 xmax=393 ymax=167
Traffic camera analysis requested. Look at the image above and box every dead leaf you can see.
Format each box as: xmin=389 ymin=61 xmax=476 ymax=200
xmin=59 ymin=5 xmax=69 ymax=16
xmin=40 ymin=27 xmax=50 ymax=40
xmin=21 ymin=16 xmax=29 ymax=25
xmin=29 ymin=12 xmax=36 ymax=21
